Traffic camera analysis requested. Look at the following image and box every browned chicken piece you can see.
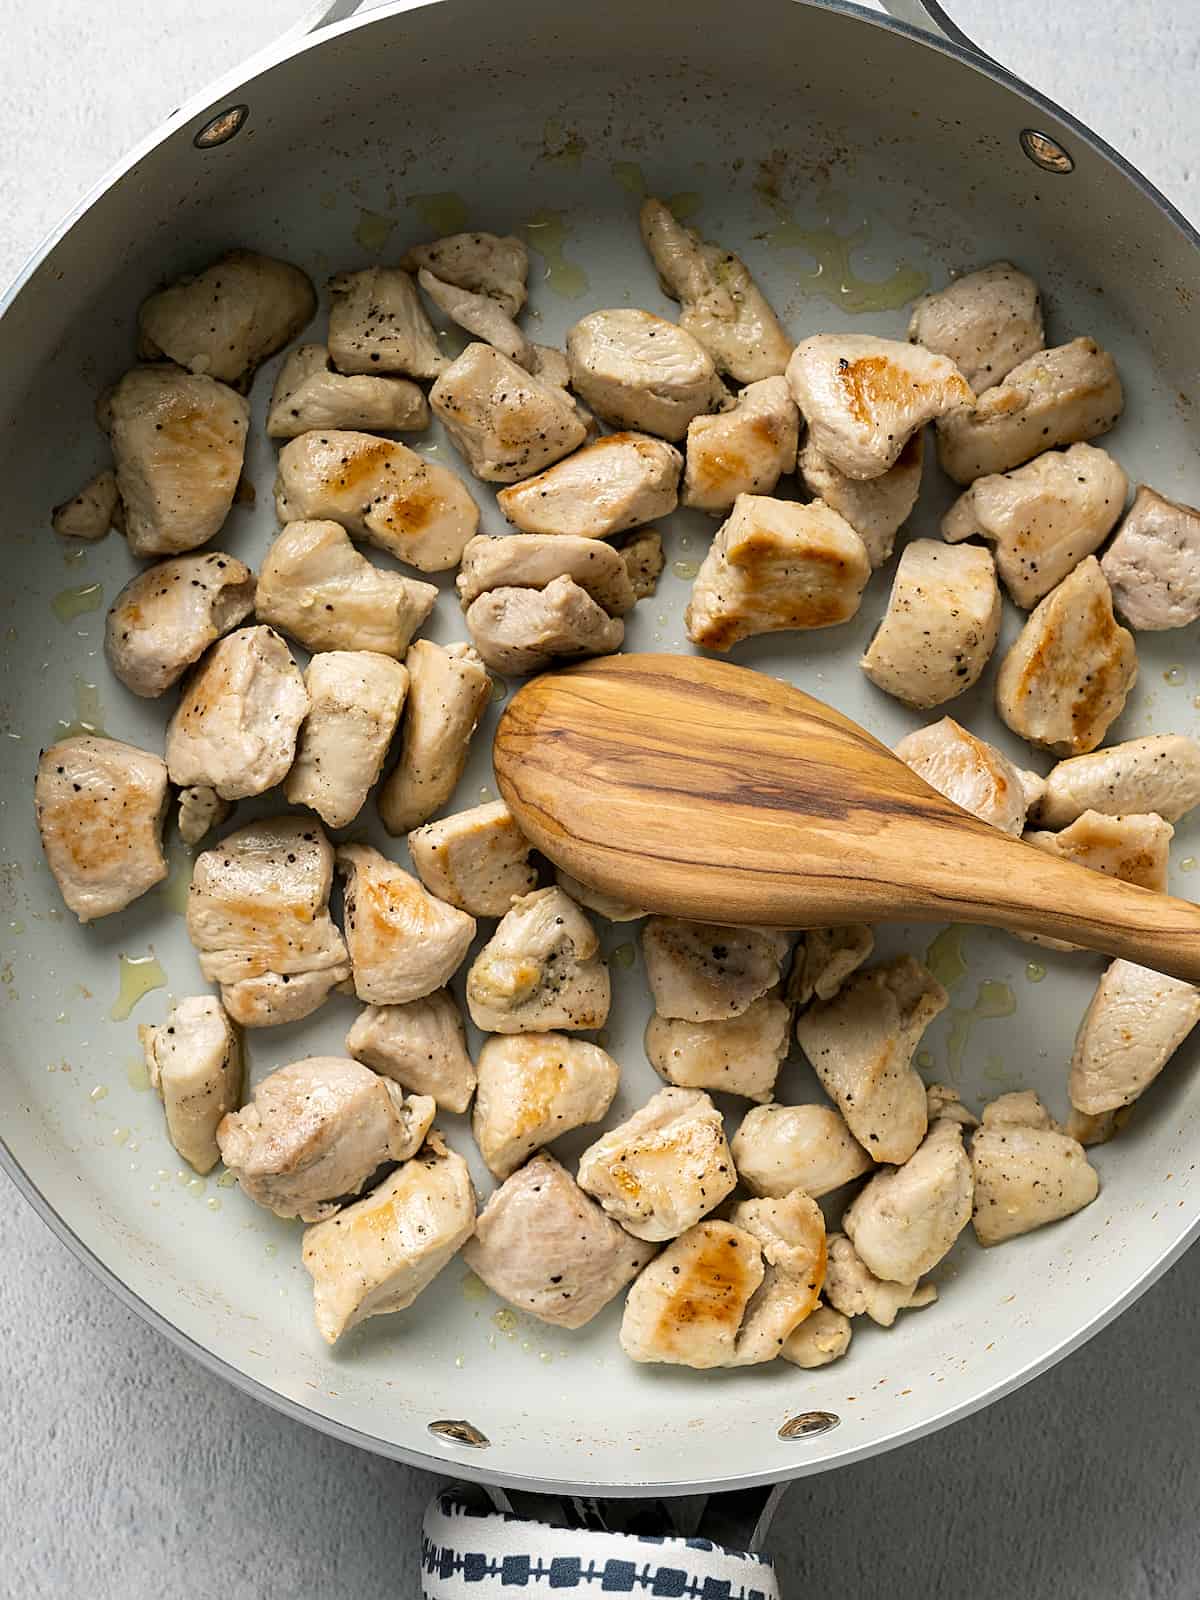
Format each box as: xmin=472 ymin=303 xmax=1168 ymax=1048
xmin=104 ymin=550 xmax=255 ymax=698
xmin=681 ymin=377 xmax=799 ymax=513
xmin=907 ymin=262 xmax=1044 ymax=393
xmin=51 ymin=468 xmax=120 ymax=540
xmin=1064 ymin=1106 xmax=1126 ymax=1146
xmin=645 ymin=992 xmax=790 ymax=1103
xmin=285 ymin=652 xmax=408 ymax=829
xmin=463 ymin=1153 xmax=656 ymax=1329
xmin=971 ymin=1114 xmax=1099 ymax=1247
xmin=685 ymin=493 xmax=870 ymax=651
xmin=472 ymin=1033 xmax=621 ymax=1178
xmin=725 ymin=1190 xmax=827 ymax=1365
xmin=377 ymin=639 xmax=491 ymax=834
xmin=457 ymin=533 xmax=637 ymax=617
xmin=36 ymin=737 xmax=167 ymax=922
xmin=466 ymin=886 xmax=610 ymax=1034
xmin=861 ymin=540 xmax=1001 ymax=709
xmin=1032 ymin=735 xmax=1200 ymax=828
xmin=1100 ymin=485 xmax=1200 ymax=630
xmin=619 ymin=1220 xmax=764 ymax=1368
xmin=981 ymin=1090 xmax=1058 ymax=1131
xmin=418 ymin=271 xmax=535 ymax=368
xmin=346 ymin=988 xmax=476 ymax=1113
xmin=895 ymin=717 xmax=1033 ymax=835
xmin=496 ymin=434 xmax=682 ymax=538
xmin=430 ymin=343 xmax=586 ymax=482
xmin=176 ymin=785 xmax=232 ymax=846
xmin=401 ymin=231 xmax=528 ymax=316
xmin=787 ymin=926 xmax=875 ymax=1006
xmin=822 ymin=1232 xmax=937 ymax=1327
xmin=731 ymin=1102 xmax=872 ymax=1199
xmin=1070 ymin=959 xmax=1200 ymax=1115
xmin=942 ymin=443 xmax=1128 ymax=608
xmin=797 ymin=432 xmax=923 ymax=569
xmin=781 ymin=1302 xmax=852 ymax=1368
xmin=337 ymin=843 xmax=476 ymax=1006
xmin=407 ymin=800 xmax=537 ymax=917
xmin=937 ymin=337 xmax=1124 ymax=484
xmin=566 ymin=308 xmax=728 ymax=440
xmin=266 ymin=344 xmax=429 ymax=438
xmin=465 ymin=576 xmax=626 ymax=675
xmin=995 ymin=557 xmax=1137 ymax=756
xmin=614 ymin=527 xmax=665 ymax=599
xmin=553 ymin=867 xmax=646 ymax=923
xmin=106 ymin=365 xmax=249 ymax=557
xmin=256 ymin=520 xmax=437 ymax=659
xmin=843 ymin=1118 xmax=973 ymax=1283
xmin=139 ymin=995 xmax=242 ymax=1175
xmin=642 ymin=917 xmax=790 ymax=1022
xmin=327 ymin=266 xmax=447 ymax=379
xmin=1025 ymin=810 xmax=1172 ymax=893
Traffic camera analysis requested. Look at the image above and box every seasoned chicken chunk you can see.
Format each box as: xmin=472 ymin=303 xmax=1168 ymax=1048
xmin=165 ymin=625 xmax=308 ymax=800
xmin=327 ymin=266 xmax=447 ymax=379
xmin=681 ymin=377 xmax=799 ymax=513
xmin=377 ymin=639 xmax=490 ymax=834
xmin=463 ymin=1153 xmax=656 ymax=1329
xmin=795 ymin=956 xmax=946 ymax=1164
xmin=1032 ymin=735 xmax=1200 ymax=828
xmin=615 ymin=527 xmax=665 ymax=598
xmin=1025 ymin=810 xmax=1172 ymax=895
xmin=995 ymin=557 xmax=1137 ymax=755
xmin=1065 ymin=1106 xmax=1125 ymax=1146
xmin=787 ymin=926 xmax=875 ymax=1007
xmin=337 ymin=843 xmax=475 ymax=1006
xmin=786 ymin=334 xmax=972 ymax=480
xmin=139 ymin=995 xmax=241 ymax=1175
xmin=1100 ymin=484 xmax=1200 ymax=630
xmin=266 ymin=344 xmax=429 ymax=438
xmin=430 ymin=343 xmax=586 ymax=482
xmin=926 ymin=1082 xmax=979 ymax=1129
xmin=781 ymin=1302 xmax=852 ymax=1368
xmin=496 ymin=433 xmax=682 ymax=538
xmin=274 ymin=430 xmax=478 ymax=572
xmin=457 ymin=533 xmax=636 ymax=617
xmin=686 ymin=493 xmax=870 ymax=651
xmin=937 ymin=337 xmax=1123 ymax=483
xmin=407 ymin=800 xmax=536 ymax=918
xmin=981 ymin=1089 xmax=1057 ymax=1131
xmin=861 ymin=540 xmax=1001 ymax=709
xmin=346 ymin=988 xmax=476 ymax=1114
xmin=797 ymin=432 xmax=923 ymax=568
xmin=639 ymin=197 xmax=793 ymax=382
xmin=725 ymin=1190 xmax=827 ymax=1365
xmin=642 ymin=917 xmax=790 ymax=1022
xmin=217 ymin=1055 xmax=434 ymax=1222
xmin=52 ymin=469 xmax=120 ymax=541
xmin=472 ymin=1033 xmax=620 ymax=1178
xmin=104 ymin=551 xmax=255 ymax=698
xmin=619 ymin=1220 xmax=764 ymax=1368
xmin=1069 ymin=959 xmax=1200 ymax=1115
xmin=138 ymin=249 xmax=315 ymax=387
xmin=645 ymin=991 xmax=791 ymax=1102
xmin=731 ymin=1102 xmax=872 ymax=1199
xmin=553 ymin=868 xmax=646 ymax=923
xmin=284 ymin=652 xmax=408 ymax=829
xmin=401 ymin=231 xmax=528 ymax=317
xmin=971 ymin=1117 xmax=1099 ymax=1246
xmin=106 ymin=365 xmax=249 ymax=557
xmin=822 ymin=1232 xmax=937 ymax=1327
xmin=176 ymin=785 xmax=231 ymax=845
xmin=36 ymin=736 xmax=168 ymax=922
xmin=418 ymin=271 xmax=534 ymax=368
xmin=466 ymin=887 xmax=610 ymax=1034
xmin=943 ymin=443 xmax=1127 ymax=608
xmin=465 ymin=576 xmax=625 ymax=675
xmin=302 ymin=1133 xmax=475 ymax=1344
xmin=566 ymin=308 xmax=728 ymax=440
xmin=843 ymin=1118 xmax=972 ymax=1283
xmin=907 ymin=262 xmax=1044 ymax=393
xmin=895 ymin=717 xmax=1032 ymax=835
xmin=256 ymin=520 xmax=436 ymax=659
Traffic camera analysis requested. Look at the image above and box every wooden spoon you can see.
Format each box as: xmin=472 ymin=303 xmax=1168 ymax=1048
xmin=494 ymin=652 xmax=1200 ymax=984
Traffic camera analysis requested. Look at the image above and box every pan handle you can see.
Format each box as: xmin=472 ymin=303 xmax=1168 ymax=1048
xmin=875 ymin=0 xmax=992 ymax=58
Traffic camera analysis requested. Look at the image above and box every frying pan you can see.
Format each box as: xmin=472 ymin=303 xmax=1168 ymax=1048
xmin=3 ymin=0 xmax=1200 ymax=1560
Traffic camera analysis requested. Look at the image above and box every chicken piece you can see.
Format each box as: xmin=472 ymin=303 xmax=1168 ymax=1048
xmin=139 ymin=996 xmax=242 ymax=1175
xmin=274 ymin=430 xmax=478 ymax=573
xmin=1065 ymin=1105 xmax=1126 ymax=1147
xmin=553 ymin=868 xmax=646 ymax=923
xmin=566 ymin=308 xmax=728 ymax=441
xmin=685 ymin=493 xmax=870 ymax=652
xmin=980 ymin=1090 xmax=1057 ymax=1131
xmin=645 ymin=991 xmax=790 ymax=1102
xmin=302 ymin=1133 xmax=475 ymax=1344
xmin=401 ymin=231 xmax=528 ymax=317
xmin=681 ymin=377 xmax=799 ymax=513
xmin=137 ymin=249 xmax=315 ymax=388
xmin=787 ymin=925 xmax=875 ymax=1007
xmin=642 ymin=917 xmax=790 ymax=1022
xmin=35 ymin=736 xmax=168 ymax=922
xmin=615 ymin=527 xmax=665 ymax=598
xmin=465 ymin=886 xmax=610 ymax=1034
xmin=797 ymin=431 xmax=923 ymax=569
xmin=1033 ymin=735 xmax=1200 ymax=829
xmin=1025 ymin=810 xmax=1172 ymax=893
xmin=1099 ymin=484 xmax=1200 ymax=630
xmin=997 ymin=558 xmax=1137 ymax=755
xmin=971 ymin=1119 xmax=1099 ymax=1246
xmin=937 ymin=337 xmax=1124 ymax=484
xmin=266 ymin=344 xmax=429 ymax=439
xmin=457 ymin=533 xmax=636 ymax=617
xmin=407 ymin=800 xmax=536 ymax=918
xmin=376 ymin=639 xmax=490 ymax=834
xmin=577 ymin=1087 xmax=736 ymax=1242
xmin=639 ymin=197 xmax=794 ymax=383
xmin=51 ymin=469 xmax=120 ymax=540
xmin=843 ymin=1119 xmax=973 ymax=1283
xmin=943 ymin=443 xmax=1128 ymax=608
xmin=895 ymin=717 xmax=1033 ymax=835
xmin=165 ymin=626 xmax=308 ymax=800
xmin=463 ymin=1153 xmax=655 ymax=1329
xmin=471 ymin=1033 xmax=621 ymax=1179
xmin=907 ymin=262 xmax=1044 ymax=393
xmin=726 ymin=1190 xmax=827 ymax=1364
xmin=781 ymin=1302 xmax=852 ymax=1368
xmin=496 ymin=433 xmax=682 ymax=539
xmin=217 ymin=1056 xmax=434 ymax=1222
xmin=795 ymin=956 xmax=946 ymax=1164
xmin=731 ymin=1103 xmax=872 ymax=1199
xmin=419 ymin=271 xmax=533 ymax=368
xmin=337 ymin=843 xmax=475 ymax=1006
xmin=106 ymin=365 xmax=249 ymax=557
xmin=619 ymin=1220 xmax=764 ymax=1368
xmin=926 ymin=1082 xmax=979 ymax=1129
xmin=464 ymin=576 xmax=625 ymax=675
xmin=1069 ymin=959 xmax=1200 ymax=1115
xmin=176 ymin=785 xmax=232 ymax=845
xmin=256 ymin=520 xmax=437 ymax=659
xmin=346 ymin=989 xmax=476 ymax=1113
xmin=104 ymin=551 xmax=256 ymax=698
xmin=429 ymin=343 xmax=586 ymax=483
xmin=326 ymin=266 xmax=447 ymax=379
xmin=186 ymin=816 xmax=351 ymax=1027
xmin=283 ymin=652 xmax=407 ymax=829
xmin=786 ymin=334 xmax=972 ymax=480
xmin=822 ymin=1232 xmax=937 ymax=1327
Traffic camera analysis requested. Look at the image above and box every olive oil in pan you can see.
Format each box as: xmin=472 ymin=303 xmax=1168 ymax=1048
xmin=110 ymin=952 xmax=167 ymax=1022
xmin=522 ymin=211 xmax=589 ymax=298
xmin=51 ymin=583 xmax=103 ymax=623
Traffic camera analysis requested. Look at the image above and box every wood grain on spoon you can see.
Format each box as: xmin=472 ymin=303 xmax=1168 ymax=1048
xmin=494 ymin=653 xmax=1200 ymax=984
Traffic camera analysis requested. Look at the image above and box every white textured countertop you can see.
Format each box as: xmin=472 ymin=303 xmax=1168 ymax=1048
xmin=3 ymin=3 xmax=1200 ymax=1594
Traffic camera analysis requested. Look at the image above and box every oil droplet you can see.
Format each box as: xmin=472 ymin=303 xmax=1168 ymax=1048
xmin=51 ymin=673 xmax=107 ymax=741
xmin=667 ymin=191 xmax=702 ymax=220
xmin=454 ymin=1354 xmax=465 ymax=1369
xmin=478 ymin=785 xmax=493 ymax=803
xmin=672 ymin=560 xmax=699 ymax=580
xmin=353 ymin=209 xmax=396 ymax=254
xmin=110 ymin=952 xmax=167 ymax=1020
xmin=89 ymin=1084 xmax=109 ymax=1102
xmin=8 ymin=919 xmax=24 ymax=935
xmin=111 ymin=1126 xmax=130 ymax=1145
xmin=490 ymin=676 xmax=508 ymax=703
xmin=264 ymin=1242 xmax=278 ymax=1257
xmin=1182 ymin=857 xmax=1198 ymax=873
xmin=1164 ymin=666 xmax=1186 ymax=686
xmin=492 ymin=1307 xmax=518 ymax=1335
xmin=318 ymin=191 xmax=336 ymax=210
xmin=541 ymin=118 xmax=587 ymax=168
xmin=217 ymin=1169 xmax=237 ymax=1188
xmin=945 ymin=979 xmax=1017 ymax=1081
xmin=769 ymin=215 xmax=927 ymax=312
xmin=926 ymin=926 xmax=967 ymax=989
xmin=611 ymin=943 xmax=635 ymax=969
xmin=975 ymin=980 xmax=1016 ymax=1020
xmin=916 ymin=1049 xmax=934 ymax=1070
xmin=186 ymin=1177 xmax=206 ymax=1198
xmin=126 ymin=1055 xmax=151 ymax=1091
xmin=539 ymin=1350 xmax=553 ymax=1363
xmin=175 ymin=1169 xmax=190 ymax=1186
xmin=522 ymin=211 xmax=589 ymax=299
xmin=51 ymin=582 xmax=103 ymax=623
xmin=1025 ymin=961 xmax=1047 ymax=983
xmin=461 ymin=1271 xmax=489 ymax=1301
xmin=156 ymin=842 xmax=193 ymax=916
xmin=611 ymin=160 xmax=646 ymax=195
xmin=408 ymin=191 xmax=468 ymax=234
xmin=206 ymin=1196 xmax=221 ymax=1211
xmin=62 ymin=546 xmax=88 ymax=567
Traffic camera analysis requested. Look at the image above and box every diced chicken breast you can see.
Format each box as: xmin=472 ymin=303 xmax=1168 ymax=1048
xmin=407 ymin=800 xmax=536 ymax=917
xmin=302 ymin=1133 xmax=475 ymax=1344
xmin=681 ymin=377 xmax=799 ymax=513
xmin=731 ymin=1102 xmax=872 ymax=1199
xmin=1069 ymin=959 xmax=1200 ymax=1115
xmin=971 ymin=1119 xmax=1099 ymax=1246
xmin=457 ymin=533 xmax=636 ymax=617
xmin=139 ymin=995 xmax=241 ymax=1175
xmin=337 ymin=843 xmax=475 ymax=1006
xmin=927 ymin=1082 xmax=979 ymax=1128
xmin=566 ymin=308 xmax=728 ymax=441
xmin=1100 ymin=484 xmax=1200 ymax=630
xmin=795 ymin=956 xmax=946 ymax=1164
xmin=418 ymin=270 xmax=534 ymax=368
xmin=843 ymin=1119 xmax=972 ymax=1282
xmin=466 ymin=886 xmax=610 ymax=1033
xmin=642 ymin=918 xmax=790 ymax=1022
xmin=995 ymin=557 xmax=1137 ymax=755
xmin=176 ymin=785 xmax=231 ymax=845
xmin=284 ymin=652 xmax=408 ymax=829
xmin=645 ymin=991 xmax=791 ymax=1102
xmin=553 ymin=868 xmax=647 ymax=923
xmin=1025 ymin=810 xmax=1172 ymax=897
xmin=1065 ymin=1106 xmax=1125 ymax=1146
xmin=615 ymin=527 xmax=665 ymax=598
xmin=401 ymin=232 xmax=528 ymax=317
xmin=376 ymin=639 xmax=491 ymax=834
xmin=685 ymin=493 xmax=870 ymax=651
xmin=1033 ymin=735 xmax=1200 ymax=828
xmin=781 ymin=1302 xmax=852 ymax=1368
xmin=465 ymin=576 xmax=625 ymax=675
xmin=822 ymin=1232 xmax=937 ymax=1327
xmin=787 ymin=926 xmax=876 ymax=1007
xmin=907 ymin=262 xmax=1044 ymax=393
xmin=35 ymin=736 xmax=168 ymax=922
xmin=937 ymin=337 xmax=1123 ymax=483
xmin=619 ymin=1220 xmax=764 ymax=1368
xmin=104 ymin=550 xmax=255 ymax=698
xmin=471 ymin=1033 xmax=621 ymax=1179
xmin=797 ymin=432 xmax=923 ymax=568
xmin=895 ymin=717 xmax=1032 ymax=835
xmin=980 ymin=1090 xmax=1058 ymax=1131
xmin=725 ymin=1191 xmax=827 ymax=1365
xmin=326 ymin=267 xmax=447 ymax=379
xmin=266 ymin=344 xmax=429 ymax=438
xmin=496 ymin=433 xmax=682 ymax=538
xmin=429 ymin=343 xmax=586 ymax=482
xmin=861 ymin=539 xmax=1001 ymax=709
xmin=51 ymin=469 xmax=120 ymax=540
xmin=346 ymin=988 xmax=476 ymax=1114
xmin=578 ymin=1087 xmax=736 ymax=1242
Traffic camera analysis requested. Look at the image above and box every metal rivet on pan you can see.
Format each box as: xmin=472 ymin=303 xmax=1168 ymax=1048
xmin=1019 ymin=129 xmax=1075 ymax=174
xmin=193 ymin=105 xmax=250 ymax=149
xmin=428 ymin=1419 xmax=491 ymax=1448
xmin=778 ymin=1411 xmax=840 ymax=1441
